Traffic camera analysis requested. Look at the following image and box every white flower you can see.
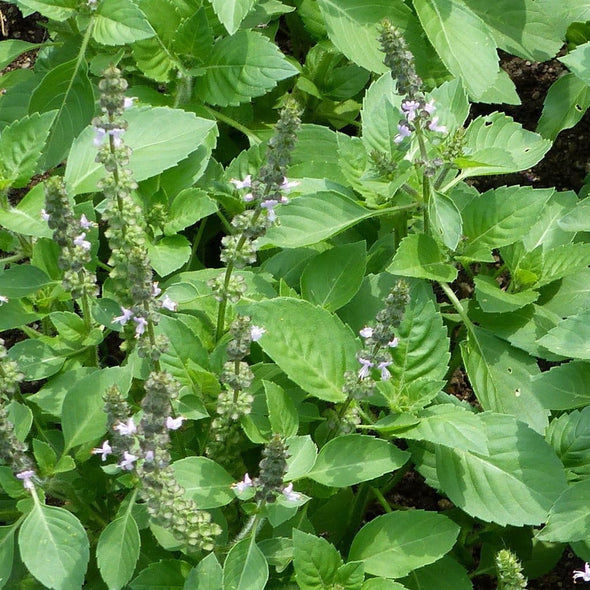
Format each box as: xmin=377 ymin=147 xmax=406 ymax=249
xmin=40 ymin=209 xmax=50 ymax=221
xmin=282 ymin=482 xmax=301 ymax=502
xmin=401 ymin=100 xmax=421 ymax=122
xmin=165 ymin=416 xmax=185 ymax=430
xmin=108 ymin=128 xmax=125 ymax=148
xmin=93 ymin=126 xmax=106 ymax=146
xmin=261 ymin=199 xmax=279 ymax=222
xmin=573 ymin=563 xmax=590 ymax=583
xmin=233 ymin=473 xmax=253 ymax=493
xmin=79 ymin=214 xmax=94 ymax=230
xmin=394 ymin=123 xmax=412 ymax=144
xmin=243 ymin=193 xmax=255 ymax=202
xmin=91 ymin=440 xmax=112 ymax=461
xmin=424 ymin=100 xmax=436 ymax=114
xmin=118 ymin=451 xmax=138 ymax=471
xmin=16 ymin=470 xmax=36 ymax=490
xmin=113 ymin=307 xmax=133 ymax=325
xmin=388 ymin=337 xmax=399 ymax=348
xmin=359 ymin=326 xmax=373 ymax=339
xmin=230 ymin=175 xmax=252 ymax=189
xmin=377 ymin=360 xmax=392 ymax=381
xmin=250 ymin=325 xmax=266 ymax=341
xmin=144 ymin=450 xmax=154 ymax=462
xmin=152 ymin=282 xmax=162 ymax=297
xmin=114 ymin=418 xmax=136 ymax=436
xmin=0 ymin=295 xmax=8 ymax=305
xmin=428 ymin=116 xmax=447 ymax=134
xmin=358 ymin=357 xmax=374 ymax=380
xmin=160 ymin=294 xmax=177 ymax=311
xmin=280 ymin=177 xmax=300 ymax=192
xmin=73 ymin=233 xmax=91 ymax=250
xmin=123 ymin=97 xmax=137 ymax=109
xmin=134 ymin=316 xmax=148 ymax=337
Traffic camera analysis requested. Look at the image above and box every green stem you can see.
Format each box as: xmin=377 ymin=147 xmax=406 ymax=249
xmin=370 ymin=486 xmax=392 ymax=513
xmin=0 ymin=253 xmax=26 ymax=265
xmin=184 ymin=219 xmax=206 ymax=271
xmin=438 ymin=281 xmax=475 ymax=336
xmin=440 ymin=170 xmax=469 ymax=193
xmin=202 ymin=105 xmax=262 ymax=145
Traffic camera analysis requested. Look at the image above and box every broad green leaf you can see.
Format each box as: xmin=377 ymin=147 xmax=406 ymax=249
xmin=0 ymin=111 xmax=55 ymax=189
xmin=33 ymin=439 xmax=57 ymax=476
xmin=474 ymin=275 xmax=538 ymax=313
xmin=0 ymin=40 xmax=42 ymax=70
xmin=244 ymin=298 xmax=357 ymax=402
xmin=461 ymin=326 xmax=548 ymax=433
xmin=6 ymin=400 xmax=32 ymax=441
xmin=465 ymin=0 xmax=567 ymax=61
xmin=29 ymin=59 xmax=94 ymax=170
xmin=285 ymin=435 xmax=318 ymax=481
xmin=546 ymin=406 xmax=590 ymax=481
xmin=19 ymin=502 xmax=89 ymax=590
xmin=0 ymin=299 xmax=39 ymax=331
xmin=185 ymin=554 xmax=222 ymax=590
xmin=557 ymin=197 xmax=590 ymax=232
xmin=0 ymin=183 xmax=52 ymax=239
xmin=336 ymin=561 xmax=364 ymax=590
xmin=533 ymin=361 xmax=590 ymax=410
xmin=289 ymin=125 xmax=343 ymax=181
xmin=477 ymin=68 xmax=521 ymax=105
xmin=261 ymin=192 xmax=378 ymax=249
xmin=537 ymin=312 xmax=590 ymax=360
xmin=223 ymin=538 xmax=268 ymax=590
xmin=413 ymin=0 xmax=498 ymax=99
xmin=461 ymin=186 xmax=554 ymax=259
xmin=538 ymin=73 xmax=590 ymax=141
xmin=560 ymin=41 xmax=590 ymax=87
xmin=387 ymin=234 xmax=457 ymax=282
xmin=349 ymin=511 xmax=459 ymax=578
xmin=0 ymin=526 xmax=14 ymax=589
xmin=456 ymin=113 xmax=551 ymax=177
xmin=399 ymin=555 xmax=472 ymax=590
xmin=65 ymin=107 xmax=217 ymax=195
xmin=165 ymin=189 xmax=218 ymax=235
xmin=428 ymin=190 xmax=462 ymax=251
xmin=97 ymin=514 xmax=140 ymax=590
xmin=195 ymin=31 xmax=298 ymax=107
xmin=130 ymin=560 xmax=191 ymax=590
xmin=16 ymin=0 xmax=77 ymax=20
xmin=7 ymin=340 xmax=64 ymax=380
xmin=174 ymin=8 xmax=214 ymax=61
xmin=429 ymin=77 xmax=470 ymax=131
xmin=362 ymin=581 xmax=408 ymax=590
xmin=436 ymin=412 xmax=567 ymax=526
xmin=209 ymin=0 xmax=256 ymax=34
xmin=292 ymin=530 xmax=341 ymax=590
xmin=62 ymin=366 xmax=132 ymax=453
xmin=537 ymin=479 xmax=590 ymax=542
xmin=172 ymin=457 xmax=235 ymax=509
xmin=541 ymin=268 xmax=590 ymax=317
xmin=307 ymin=434 xmax=409 ymax=487
xmin=132 ymin=37 xmax=176 ymax=82
xmin=93 ymin=0 xmax=155 ymax=45
xmin=300 ymin=242 xmax=366 ymax=312
xmin=0 ymin=264 xmax=52 ymax=297
xmin=264 ymin=381 xmax=299 ymax=439
xmin=147 ymin=235 xmax=191 ymax=276
xmin=0 ymin=69 xmax=39 ymax=127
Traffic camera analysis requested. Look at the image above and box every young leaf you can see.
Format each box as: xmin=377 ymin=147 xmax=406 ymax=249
xmin=164 ymin=189 xmax=218 ymax=235
xmin=428 ymin=191 xmax=462 ymax=251
xmin=306 ymin=434 xmax=409 ymax=487
xmin=532 ymin=361 xmax=590 ymax=410
xmin=0 ymin=183 xmax=52 ymax=239
xmin=209 ymin=0 xmax=256 ymax=35
xmin=195 ymin=31 xmax=298 ymax=107
xmin=292 ymin=530 xmax=342 ymax=590
xmin=18 ymin=502 xmax=89 ymax=590
xmin=264 ymin=380 xmax=299 ymax=439
xmin=147 ymin=235 xmax=191 ymax=276
xmin=300 ymin=242 xmax=367 ymax=312
xmin=560 ymin=41 xmax=590 ymax=86
xmin=244 ymin=298 xmax=358 ymax=402
xmin=130 ymin=560 xmax=191 ymax=590
xmin=349 ymin=510 xmax=460 ymax=578
xmin=172 ymin=457 xmax=235 ymax=509
xmin=93 ymin=0 xmax=155 ymax=45
xmin=537 ymin=311 xmax=590 ymax=360
xmin=413 ymin=0 xmax=498 ymax=99
xmin=398 ymin=555 xmax=472 ymax=590
xmin=285 ymin=435 xmax=318 ymax=481
xmin=16 ymin=0 xmax=77 ymax=21
xmin=97 ymin=513 xmax=140 ymax=590
xmin=223 ymin=538 xmax=268 ymax=590
xmin=436 ymin=412 xmax=567 ymax=526
xmin=474 ymin=275 xmax=538 ymax=313
xmin=185 ymin=553 xmax=223 ymax=590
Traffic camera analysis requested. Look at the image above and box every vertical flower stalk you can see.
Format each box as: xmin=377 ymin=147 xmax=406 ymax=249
xmin=211 ymin=98 xmax=301 ymax=341
xmin=495 ymin=549 xmax=528 ymax=589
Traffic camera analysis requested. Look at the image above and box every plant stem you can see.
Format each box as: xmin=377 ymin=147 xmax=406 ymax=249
xmin=201 ymin=105 xmax=262 ymax=145
xmin=438 ymin=281 xmax=476 ymax=336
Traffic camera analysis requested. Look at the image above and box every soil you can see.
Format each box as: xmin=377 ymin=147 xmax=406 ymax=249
xmin=2 ymin=5 xmax=589 ymax=589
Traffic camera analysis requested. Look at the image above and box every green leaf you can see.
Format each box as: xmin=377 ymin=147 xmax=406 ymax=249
xmin=244 ymin=298 xmax=357 ymax=402
xmin=537 ymin=311 xmax=590 ymax=360
xmin=148 ymin=235 xmax=191 ymax=276
xmin=195 ymin=31 xmax=298 ymax=107
xmin=387 ymin=234 xmax=458 ymax=282
xmin=292 ymin=530 xmax=341 ymax=590
xmin=307 ymin=434 xmax=409 ymax=487
xmin=285 ymin=435 xmax=318 ymax=481
xmin=0 ymin=526 xmax=15 ymax=590
xmin=209 ymin=0 xmax=256 ymax=34
xmin=97 ymin=513 xmax=140 ymax=590
xmin=349 ymin=511 xmax=459 ymax=578
xmin=16 ymin=0 xmax=77 ymax=21
xmin=532 ymin=361 xmax=590 ymax=410
xmin=130 ymin=560 xmax=190 ymax=590
xmin=537 ymin=479 xmax=590 ymax=542
xmin=33 ymin=439 xmax=57 ymax=476
xmin=223 ymin=538 xmax=268 ymax=590
xmin=261 ymin=192 xmax=378 ymax=249
xmin=560 ymin=41 xmax=590 ymax=86
xmin=456 ymin=113 xmax=551 ymax=177
xmin=7 ymin=340 xmax=64 ymax=380
xmin=18 ymin=502 xmax=89 ymax=590
xmin=300 ymin=242 xmax=366 ymax=312
xmin=185 ymin=554 xmax=223 ymax=590
xmin=474 ymin=275 xmax=538 ymax=313
xmin=62 ymin=366 xmax=132 ymax=453
xmin=132 ymin=38 xmax=176 ymax=83
xmin=0 ymin=183 xmax=52 ymax=239
xmin=428 ymin=191 xmax=462 ymax=251
xmin=0 ymin=40 xmax=42 ymax=70
xmin=461 ymin=186 xmax=555 ymax=259
xmin=0 ymin=264 xmax=52 ymax=297
xmin=336 ymin=562 xmax=364 ymax=590
xmin=93 ymin=0 xmax=155 ymax=45
xmin=465 ymin=0 xmax=567 ymax=61
xmin=537 ymin=73 xmax=590 ymax=140
xmin=6 ymin=400 xmax=32 ymax=441
xmin=65 ymin=107 xmax=217 ymax=195
xmin=165 ymin=189 xmax=218 ymax=235
xmin=542 ymin=268 xmax=590 ymax=317
xmin=172 ymin=457 xmax=235 ymax=509
xmin=29 ymin=58 xmax=95 ymax=170
xmin=477 ymin=68 xmax=521 ymax=105
xmin=264 ymin=381 xmax=299 ymax=439
xmin=461 ymin=326 xmax=548 ymax=433
xmin=413 ymin=0 xmax=498 ymax=99
xmin=399 ymin=555 xmax=472 ymax=590
xmin=436 ymin=412 xmax=567 ymax=526
xmin=362 ymin=581 xmax=408 ymax=590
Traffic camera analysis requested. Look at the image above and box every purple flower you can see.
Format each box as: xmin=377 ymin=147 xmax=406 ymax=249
xmin=73 ymin=233 xmax=91 ymax=251
xmin=401 ymin=100 xmax=421 ymax=122
xmin=123 ymin=97 xmax=137 ymax=109
xmin=113 ymin=307 xmax=133 ymax=325
xmin=40 ymin=209 xmax=50 ymax=221
xmin=250 ymin=325 xmax=266 ymax=341
xmin=93 ymin=127 xmax=106 ymax=147
xmin=134 ymin=316 xmax=148 ymax=337
xmin=359 ymin=327 xmax=373 ymax=339
xmin=79 ymin=214 xmax=94 ymax=230
xmin=152 ymin=282 xmax=162 ymax=297
xmin=280 ymin=177 xmax=300 ymax=192
xmin=108 ymin=128 xmax=124 ymax=148
xmin=261 ymin=199 xmax=279 ymax=222
xmin=114 ymin=418 xmax=136 ymax=436
xmin=230 ymin=175 xmax=252 ymax=189
xmin=282 ymin=482 xmax=301 ymax=502
xmin=394 ymin=124 xmax=412 ymax=144
xmin=118 ymin=451 xmax=138 ymax=471
xmin=358 ymin=357 xmax=374 ymax=380
xmin=388 ymin=337 xmax=399 ymax=348
xmin=243 ymin=193 xmax=255 ymax=202
xmin=16 ymin=470 xmax=36 ymax=490
xmin=233 ymin=473 xmax=253 ymax=493
xmin=160 ymin=295 xmax=177 ymax=311
xmin=165 ymin=416 xmax=185 ymax=430
xmin=573 ymin=563 xmax=590 ymax=583
xmin=377 ymin=360 xmax=392 ymax=381
xmin=91 ymin=440 xmax=112 ymax=461
xmin=424 ymin=100 xmax=436 ymax=114
xmin=428 ymin=116 xmax=447 ymax=134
